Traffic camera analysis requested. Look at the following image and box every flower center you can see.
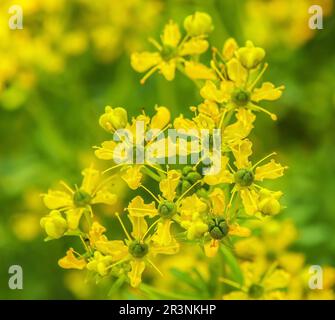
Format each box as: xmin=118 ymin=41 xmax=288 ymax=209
xmin=208 ymin=218 xmax=228 ymax=240
xmin=161 ymin=45 xmax=177 ymax=61
xmin=234 ymin=169 xmax=254 ymax=187
xmin=248 ymin=284 xmax=264 ymax=299
xmin=232 ymin=89 xmax=250 ymax=106
xmin=128 ymin=241 xmax=149 ymax=258
xmin=73 ymin=190 xmax=92 ymax=207
xmin=158 ymin=200 xmax=176 ymax=218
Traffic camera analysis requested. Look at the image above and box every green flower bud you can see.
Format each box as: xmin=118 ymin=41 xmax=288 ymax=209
xmin=184 ymin=12 xmax=214 ymax=36
xmin=248 ymin=284 xmax=264 ymax=299
xmin=186 ymin=171 xmax=202 ymax=184
xmin=182 ymin=165 xmax=194 ymax=176
xmin=158 ymin=200 xmax=177 ymax=219
xmin=232 ymin=89 xmax=250 ymax=107
xmin=234 ymin=169 xmax=254 ymax=187
xmin=208 ymin=218 xmax=228 ymax=240
xmin=128 ymin=241 xmax=149 ymax=258
xmin=73 ymin=189 xmax=92 ymax=207
xmin=181 ymin=180 xmax=192 ymax=194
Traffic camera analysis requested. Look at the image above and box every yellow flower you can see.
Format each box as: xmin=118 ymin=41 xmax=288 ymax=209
xmin=42 ymin=167 xmax=117 ymax=229
xmin=58 ymin=248 xmax=87 ymax=270
xmin=131 ymin=16 xmax=213 ymax=83
xmin=109 ymin=214 xmax=179 ymax=287
xmin=184 ymin=12 xmax=214 ymax=36
xmin=40 ymin=210 xmax=67 ymax=239
xmin=208 ymin=139 xmax=286 ymax=216
xmin=86 ymin=251 xmax=115 ymax=277
xmin=204 ymin=188 xmax=250 ymax=257
xmin=204 ymin=38 xmax=284 ymax=120
xmin=95 ymin=106 xmax=171 ymax=189
xmin=223 ymin=261 xmax=290 ymax=300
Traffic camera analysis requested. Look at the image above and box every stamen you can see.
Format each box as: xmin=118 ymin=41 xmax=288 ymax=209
xmin=148 ymin=37 xmax=162 ymax=51
xmin=115 ymin=212 xmax=132 ymax=241
xmin=248 ymin=63 xmax=268 ymax=91
xmin=251 ymin=152 xmax=277 ymax=170
xmin=60 ymin=181 xmax=74 ymax=194
xmin=140 ymin=66 xmax=160 ymax=85
xmin=140 ymin=184 xmax=160 ymax=203
xmin=146 ymin=258 xmax=163 ymax=277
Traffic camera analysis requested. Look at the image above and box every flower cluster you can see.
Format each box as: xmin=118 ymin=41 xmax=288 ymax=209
xmin=40 ymin=12 xmax=304 ymax=299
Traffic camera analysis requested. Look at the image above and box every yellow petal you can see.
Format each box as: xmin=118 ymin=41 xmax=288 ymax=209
xmin=159 ymin=170 xmax=181 ymax=201
xmin=179 ymin=38 xmax=209 ymax=56
xmin=81 ymin=167 xmax=100 ymax=194
xmin=159 ymin=60 xmax=176 ymax=81
xmin=173 ymin=115 xmax=197 ymax=131
xmin=128 ymin=260 xmax=146 ymax=288
xmin=227 ymin=58 xmax=247 ymax=86
xmin=254 ymin=159 xmax=286 ymax=181
xmin=43 ymin=190 xmax=72 ymax=209
xmin=204 ymin=240 xmax=219 ymax=257
xmin=58 ymin=248 xmax=86 ymax=270
xmin=131 ymin=52 xmax=161 ymax=72
xmin=161 ymin=20 xmax=181 ymax=47
xmin=251 ymin=82 xmax=284 ymax=102
xmin=94 ymin=140 xmax=117 ymax=160
xmin=95 ymin=240 xmax=128 ymax=260
xmin=240 ymin=188 xmax=259 ymax=215
xmin=127 ymin=196 xmax=157 ymax=218
xmin=222 ymin=37 xmax=238 ymax=61
xmin=228 ymin=223 xmax=251 ymax=237
xmin=200 ymin=80 xmax=225 ymax=103
xmin=231 ymin=139 xmax=253 ymax=169
xmin=121 ymin=166 xmax=143 ymax=190
xmin=91 ymin=190 xmax=117 ymax=205
xmin=89 ymin=221 xmax=106 ymax=246
xmin=65 ymin=208 xmax=84 ymax=230
xmin=209 ymin=188 xmax=226 ymax=215
xmin=150 ymin=106 xmax=171 ymax=130
xmin=203 ymin=156 xmax=234 ymax=185
xmin=263 ymin=269 xmax=290 ymax=291
xmin=129 ymin=215 xmax=148 ymax=240
xmin=223 ymin=108 xmax=256 ymax=142
xmin=151 ymin=220 xmax=173 ymax=246
xmin=184 ymin=61 xmax=216 ymax=80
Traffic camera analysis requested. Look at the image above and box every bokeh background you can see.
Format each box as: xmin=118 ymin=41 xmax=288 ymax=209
xmin=0 ymin=0 xmax=334 ymax=299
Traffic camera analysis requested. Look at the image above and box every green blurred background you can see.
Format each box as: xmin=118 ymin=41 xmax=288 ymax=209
xmin=0 ymin=0 xmax=334 ymax=299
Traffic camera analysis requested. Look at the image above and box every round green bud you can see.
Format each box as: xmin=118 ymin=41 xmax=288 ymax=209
xmin=73 ymin=190 xmax=92 ymax=207
xmin=232 ymin=89 xmax=250 ymax=107
xmin=182 ymin=165 xmax=194 ymax=176
xmin=208 ymin=218 xmax=228 ymax=240
xmin=184 ymin=12 xmax=214 ymax=36
xmin=248 ymin=284 xmax=264 ymax=299
xmin=158 ymin=200 xmax=177 ymax=219
xmin=181 ymin=180 xmax=192 ymax=194
xmin=186 ymin=171 xmax=202 ymax=184
xmin=128 ymin=241 xmax=149 ymax=259
xmin=234 ymin=169 xmax=254 ymax=187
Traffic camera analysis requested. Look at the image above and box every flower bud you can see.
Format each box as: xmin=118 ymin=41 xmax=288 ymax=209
xmin=236 ymin=41 xmax=265 ymax=69
xmin=40 ymin=210 xmax=67 ymax=239
xmin=258 ymin=197 xmax=281 ymax=216
xmin=184 ymin=12 xmax=214 ymax=36
xmin=99 ymin=106 xmax=128 ymax=132
xmin=150 ymin=106 xmax=171 ymax=130
xmin=128 ymin=241 xmax=149 ymax=258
